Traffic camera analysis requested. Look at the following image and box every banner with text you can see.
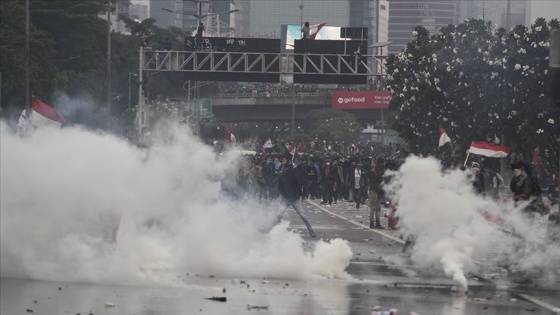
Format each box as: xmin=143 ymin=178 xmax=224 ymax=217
xmin=331 ymin=91 xmax=391 ymax=109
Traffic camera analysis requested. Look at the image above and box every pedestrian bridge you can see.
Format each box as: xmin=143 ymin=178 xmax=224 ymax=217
xmin=209 ymin=91 xmax=386 ymax=122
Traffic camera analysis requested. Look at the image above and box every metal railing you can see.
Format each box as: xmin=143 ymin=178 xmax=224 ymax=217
xmin=142 ymin=50 xmax=380 ymax=76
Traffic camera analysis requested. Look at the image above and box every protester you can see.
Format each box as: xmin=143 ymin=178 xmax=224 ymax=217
xmin=510 ymin=161 xmax=544 ymax=214
xmin=277 ymin=160 xmax=316 ymax=237
xmin=367 ymin=159 xmax=384 ymax=229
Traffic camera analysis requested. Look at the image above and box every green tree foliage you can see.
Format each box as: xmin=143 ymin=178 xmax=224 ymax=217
xmin=0 ymin=0 xmax=56 ymax=113
xmin=387 ymin=18 xmax=560 ymax=164
xmin=304 ymin=108 xmax=362 ymax=143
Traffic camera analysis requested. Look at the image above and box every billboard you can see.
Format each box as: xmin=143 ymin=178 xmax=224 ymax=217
xmin=183 ymin=37 xmax=281 ymax=82
xmin=281 ymin=24 xmax=347 ymax=52
xmin=331 ymin=91 xmax=391 ymax=109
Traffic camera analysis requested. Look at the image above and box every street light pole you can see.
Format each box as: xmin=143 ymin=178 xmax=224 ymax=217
xmin=107 ymin=0 xmax=112 ymax=116
xmin=369 ymin=41 xmax=393 ymax=145
xmin=25 ymin=0 xmax=31 ymax=118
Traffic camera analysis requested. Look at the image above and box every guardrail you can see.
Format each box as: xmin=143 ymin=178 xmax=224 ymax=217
xmin=212 ymin=92 xmax=323 ymax=99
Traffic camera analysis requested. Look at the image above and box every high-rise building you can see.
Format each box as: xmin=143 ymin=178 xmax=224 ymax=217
xmin=99 ymin=0 xmax=131 ymax=34
xmin=458 ymin=0 xmax=527 ymax=30
xmin=387 ymin=0 xmax=460 ymax=54
xmin=130 ymin=4 xmax=149 ymax=21
xmin=233 ymin=0 xmax=349 ymax=38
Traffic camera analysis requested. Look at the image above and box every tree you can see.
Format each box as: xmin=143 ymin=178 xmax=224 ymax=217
xmin=386 ymin=19 xmax=560 ymax=167
xmin=304 ymin=108 xmax=362 ymax=143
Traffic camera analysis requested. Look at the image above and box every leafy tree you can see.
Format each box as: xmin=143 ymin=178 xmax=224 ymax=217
xmin=304 ymin=108 xmax=362 ymax=143
xmin=0 ymin=0 xmax=56 ymax=115
xmin=386 ymin=19 xmax=560 ymax=166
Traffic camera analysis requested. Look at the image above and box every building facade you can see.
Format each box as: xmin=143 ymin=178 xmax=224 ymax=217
xmin=387 ymin=0 xmax=460 ymax=54
xmin=458 ymin=0 xmax=527 ymax=30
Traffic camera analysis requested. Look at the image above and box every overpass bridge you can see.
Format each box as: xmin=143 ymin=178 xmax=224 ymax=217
xmin=209 ymin=91 xmax=388 ymax=122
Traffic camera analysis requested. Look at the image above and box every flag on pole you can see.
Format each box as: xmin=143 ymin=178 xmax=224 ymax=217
xmin=228 ymin=130 xmax=236 ymax=143
xmin=438 ymin=127 xmax=451 ymax=148
xmin=310 ymin=23 xmax=327 ymax=39
xmin=30 ymin=98 xmax=66 ymax=127
xmin=263 ymin=139 xmax=273 ymax=149
xmin=468 ymin=141 xmax=510 ymax=158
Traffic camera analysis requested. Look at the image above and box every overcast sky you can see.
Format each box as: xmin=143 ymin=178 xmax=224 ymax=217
xmin=529 ymin=0 xmax=560 ymax=22
xmin=129 ymin=0 xmax=560 ymax=23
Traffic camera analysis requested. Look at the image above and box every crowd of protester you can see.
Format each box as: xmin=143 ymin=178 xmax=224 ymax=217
xmin=216 ymin=138 xmax=559 ymax=233
xmin=214 ymin=82 xmax=371 ymax=98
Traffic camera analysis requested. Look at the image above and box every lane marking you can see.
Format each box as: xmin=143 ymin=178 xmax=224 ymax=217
xmin=306 ymin=200 xmax=405 ymax=244
xmin=514 ymin=293 xmax=560 ymax=313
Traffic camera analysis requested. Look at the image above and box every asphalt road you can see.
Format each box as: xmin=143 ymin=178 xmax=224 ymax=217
xmin=1 ymin=198 xmax=559 ymax=315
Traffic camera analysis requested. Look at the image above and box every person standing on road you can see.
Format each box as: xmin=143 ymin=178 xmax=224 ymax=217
xmin=350 ymin=161 xmax=367 ymax=209
xmin=367 ymin=159 xmax=384 ymax=229
xmin=277 ymin=160 xmax=316 ymax=237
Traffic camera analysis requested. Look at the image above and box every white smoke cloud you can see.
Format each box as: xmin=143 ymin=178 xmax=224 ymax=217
xmin=0 ymin=121 xmax=352 ymax=285
xmin=384 ymin=156 xmax=559 ymax=290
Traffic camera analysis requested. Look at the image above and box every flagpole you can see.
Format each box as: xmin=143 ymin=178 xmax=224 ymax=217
xmin=463 ymin=151 xmax=470 ymax=167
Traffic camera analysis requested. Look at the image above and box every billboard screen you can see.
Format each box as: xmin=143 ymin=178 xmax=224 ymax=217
xmin=331 ymin=91 xmax=391 ymax=109
xmin=281 ymin=24 xmax=346 ymax=52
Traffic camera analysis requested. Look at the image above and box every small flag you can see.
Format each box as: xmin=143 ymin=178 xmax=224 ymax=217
xmin=310 ymin=23 xmax=327 ymax=40
xmin=468 ymin=141 xmax=510 ymax=158
xmin=263 ymin=139 xmax=273 ymax=149
xmin=228 ymin=130 xmax=236 ymax=143
xmin=438 ymin=127 xmax=451 ymax=148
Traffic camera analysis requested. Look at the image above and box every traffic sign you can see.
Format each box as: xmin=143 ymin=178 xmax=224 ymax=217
xmin=198 ymin=98 xmax=212 ymax=118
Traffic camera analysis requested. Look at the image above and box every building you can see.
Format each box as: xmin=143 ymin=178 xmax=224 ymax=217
xmin=99 ymin=0 xmax=131 ymax=34
xmin=387 ymin=0 xmax=460 ymax=54
xmin=458 ymin=0 xmax=527 ymax=30
xmin=129 ymin=3 xmax=149 ymax=21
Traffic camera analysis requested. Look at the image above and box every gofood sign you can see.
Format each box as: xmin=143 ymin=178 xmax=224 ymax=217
xmin=332 ymin=91 xmax=390 ymax=109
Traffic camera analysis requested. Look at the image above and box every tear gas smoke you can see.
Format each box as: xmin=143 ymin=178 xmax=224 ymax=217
xmin=385 ymin=156 xmax=559 ymax=289
xmin=0 ymin=121 xmax=352 ymax=285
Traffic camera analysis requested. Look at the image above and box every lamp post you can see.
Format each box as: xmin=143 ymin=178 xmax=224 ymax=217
xmin=128 ymin=72 xmax=137 ymax=109
xmin=369 ymin=41 xmax=393 ymax=145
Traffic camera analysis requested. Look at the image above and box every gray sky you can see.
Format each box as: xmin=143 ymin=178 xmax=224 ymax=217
xmin=130 ymin=0 xmax=560 ymax=24
xmin=529 ymin=0 xmax=560 ymax=22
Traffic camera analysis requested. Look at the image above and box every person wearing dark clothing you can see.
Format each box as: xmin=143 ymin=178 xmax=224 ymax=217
xmin=332 ymin=159 xmax=344 ymax=203
xmin=262 ymin=157 xmax=277 ymax=199
xmin=277 ymin=162 xmax=316 ymax=237
xmin=470 ymin=162 xmax=485 ymax=195
xmin=321 ymin=162 xmax=336 ymax=206
xmin=301 ymin=21 xmax=311 ymax=53
xmin=510 ymin=161 xmax=543 ymax=214
xmin=349 ymin=161 xmax=367 ymax=209
xmin=195 ymin=23 xmax=205 ymax=50
xmin=367 ymin=159 xmax=384 ymax=229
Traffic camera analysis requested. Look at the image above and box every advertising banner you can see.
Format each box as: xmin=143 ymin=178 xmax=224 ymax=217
xmin=331 ymin=91 xmax=391 ymax=109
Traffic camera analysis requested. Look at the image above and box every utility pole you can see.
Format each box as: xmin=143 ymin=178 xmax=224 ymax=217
xmin=506 ymin=0 xmax=511 ymax=31
xmin=107 ymin=0 xmax=112 ymax=116
xmin=25 ymin=0 xmax=31 ymax=118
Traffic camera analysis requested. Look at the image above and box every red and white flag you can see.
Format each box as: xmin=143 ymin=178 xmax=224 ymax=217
xmin=18 ymin=98 xmax=66 ymax=132
xmin=263 ymin=139 xmax=273 ymax=149
xmin=31 ymin=98 xmax=66 ymax=127
xmin=228 ymin=130 xmax=236 ymax=143
xmin=469 ymin=141 xmax=510 ymax=158
xmin=438 ymin=127 xmax=451 ymax=148
xmin=310 ymin=23 xmax=327 ymax=39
